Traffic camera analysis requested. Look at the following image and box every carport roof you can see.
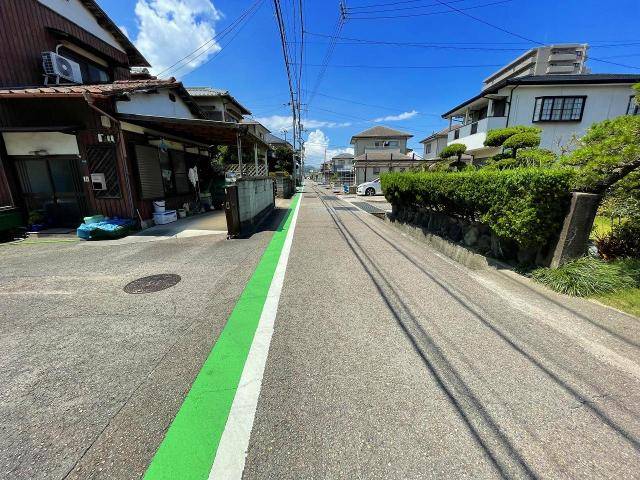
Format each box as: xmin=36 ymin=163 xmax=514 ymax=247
xmin=119 ymin=113 xmax=269 ymax=147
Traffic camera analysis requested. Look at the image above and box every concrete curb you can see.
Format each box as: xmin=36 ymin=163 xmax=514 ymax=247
xmin=383 ymin=214 xmax=511 ymax=271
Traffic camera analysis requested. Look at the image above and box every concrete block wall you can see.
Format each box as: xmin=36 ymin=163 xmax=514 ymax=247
xmin=236 ymin=178 xmax=275 ymax=233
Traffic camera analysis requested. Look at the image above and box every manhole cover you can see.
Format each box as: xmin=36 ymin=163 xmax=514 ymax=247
xmin=124 ymin=274 xmax=181 ymax=294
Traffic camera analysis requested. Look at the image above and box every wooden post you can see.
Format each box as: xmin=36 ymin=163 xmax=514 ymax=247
xmin=236 ymin=131 xmax=243 ymax=178
xmin=263 ymin=149 xmax=269 ymax=175
xmin=254 ymin=143 xmax=259 ymax=175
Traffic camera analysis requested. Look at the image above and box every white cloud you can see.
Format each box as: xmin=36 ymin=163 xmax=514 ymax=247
xmin=132 ymin=0 xmax=222 ymax=77
xmin=254 ymin=115 xmax=351 ymax=133
xmin=303 ymin=129 xmax=353 ymax=166
xmin=373 ymin=110 xmax=419 ymax=122
xmin=118 ymin=25 xmax=130 ymax=39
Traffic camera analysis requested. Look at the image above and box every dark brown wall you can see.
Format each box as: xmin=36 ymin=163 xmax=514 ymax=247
xmin=0 ymin=0 xmax=130 ymax=88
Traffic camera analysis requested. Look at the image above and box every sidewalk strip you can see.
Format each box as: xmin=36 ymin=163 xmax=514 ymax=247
xmin=144 ymin=194 xmax=302 ymax=480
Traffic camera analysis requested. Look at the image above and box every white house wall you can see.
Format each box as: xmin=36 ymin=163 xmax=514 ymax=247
xmin=354 ymin=138 xmax=408 ymax=156
xmin=508 ymin=84 xmax=635 ymax=151
xmin=37 ymin=0 xmax=126 ymax=53
xmin=116 ymin=91 xmax=197 ymax=120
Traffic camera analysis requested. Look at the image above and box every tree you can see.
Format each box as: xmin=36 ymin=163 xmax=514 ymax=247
xmin=565 ymin=115 xmax=640 ymax=194
xmin=502 ymin=131 xmax=541 ymax=157
xmin=484 ymin=126 xmax=540 ymax=149
xmin=269 ymin=146 xmax=294 ymax=174
xmin=515 ymin=148 xmax=557 ymax=167
xmin=440 ymin=143 xmax=468 ymax=170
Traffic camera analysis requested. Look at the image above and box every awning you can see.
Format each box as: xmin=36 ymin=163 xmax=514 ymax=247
xmin=118 ymin=114 xmax=269 ymax=148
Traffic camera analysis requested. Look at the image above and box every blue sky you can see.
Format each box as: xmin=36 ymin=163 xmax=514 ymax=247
xmin=97 ymin=0 xmax=640 ymax=165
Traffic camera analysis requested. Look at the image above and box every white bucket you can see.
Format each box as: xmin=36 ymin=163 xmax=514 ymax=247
xmin=153 ymin=200 xmax=166 ymax=213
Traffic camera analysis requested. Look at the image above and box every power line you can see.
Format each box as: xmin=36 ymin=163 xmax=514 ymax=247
xmin=306 ymin=2 xmax=347 ymax=108
xmin=306 ymin=90 xmax=443 ymax=116
xmin=156 ymin=0 xmax=264 ymax=77
xmin=297 ymin=62 xmax=504 ymax=69
xmin=347 ymin=0 xmax=468 ymax=9
xmin=428 ymin=0 xmax=640 ymax=70
xmin=305 ymin=32 xmax=527 ymax=51
xmin=178 ymin=1 xmax=266 ymax=78
xmin=304 ymin=33 xmax=640 ymax=47
xmin=346 ymin=0 xmax=513 ymax=19
xmin=346 ymin=0 xmax=480 ymax=14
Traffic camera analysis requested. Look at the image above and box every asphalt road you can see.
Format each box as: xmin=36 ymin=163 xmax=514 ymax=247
xmin=243 ymin=185 xmax=640 ymax=479
xmin=2 ymin=186 xmax=639 ymax=479
xmin=0 ymin=206 xmax=290 ymax=480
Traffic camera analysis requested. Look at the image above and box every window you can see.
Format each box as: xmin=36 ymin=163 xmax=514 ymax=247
xmin=453 ymin=129 xmax=460 ymax=139
xmin=374 ymin=140 xmax=399 ymax=148
xmin=492 ymin=98 xmax=507 ymax=117
xmin=533 ymin=96 xmax=586 ymax=122
xmin=58 ymin=47 xmax=110 ymax=84
xmin=372 ymin=167 xmax=380 ymax=175
xmin=425 ymin=143 xmax=432 ymax=154
xmin=627 ymin=95 xmax=639 ymax=116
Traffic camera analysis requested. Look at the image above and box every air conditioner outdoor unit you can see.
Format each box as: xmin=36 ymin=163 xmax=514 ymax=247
xmin=42 ymin=51 xmax=83 ymax=84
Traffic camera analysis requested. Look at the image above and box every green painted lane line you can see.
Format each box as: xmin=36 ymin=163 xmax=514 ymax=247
xmin=144 ymin=194 xmax=300 ymax=480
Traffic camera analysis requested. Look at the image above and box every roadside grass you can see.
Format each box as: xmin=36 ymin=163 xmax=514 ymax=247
xmin=594 ymin=288 xmax=640 ymax=318
xmin=531 ymin=257 xmax=640 ymax=317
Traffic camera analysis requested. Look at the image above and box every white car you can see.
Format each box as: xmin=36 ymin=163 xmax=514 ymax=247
xmin=357 ymin=178 xmax=382 ymax=196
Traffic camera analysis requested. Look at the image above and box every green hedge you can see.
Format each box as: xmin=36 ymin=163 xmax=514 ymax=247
xmin=381 ymin=168 xmax=575 ymax=248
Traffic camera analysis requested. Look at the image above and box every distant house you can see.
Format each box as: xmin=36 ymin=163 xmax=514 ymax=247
xmin=186 ymin=87 xmax=252 ymax=123
xmin=350 ymin=126 xmax=422 ymax=184
xmin=264 ymin=132 xmax=293 ymax=151
xmin=441 ymin=44 xmax=640 ymax=161
xmin=419 ymin=125 xmax=461 ymax=161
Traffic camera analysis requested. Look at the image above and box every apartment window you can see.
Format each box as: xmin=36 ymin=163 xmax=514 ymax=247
xmin=533 ymin=96 xmax=586 ymax=122
xmin=627 ymin=95 xmax=639 ymax=115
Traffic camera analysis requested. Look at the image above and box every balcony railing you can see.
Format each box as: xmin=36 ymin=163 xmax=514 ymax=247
xmin=447 ymin=116 xmax=508 ymax=150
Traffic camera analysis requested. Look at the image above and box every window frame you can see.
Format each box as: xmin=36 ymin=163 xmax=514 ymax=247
xmin=532 ymin=95 xmax=587 ymax=123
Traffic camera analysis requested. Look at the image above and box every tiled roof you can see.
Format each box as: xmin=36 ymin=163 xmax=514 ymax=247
xmin=186 ymin=87 xmax=229 ymax=97
xmin=185 ymin=87 xmax=252 ymax=115
xmin=350 ymin=125 xmax=413 ymax=140
xmin=354 ymin=151 xmax=418 ymax=161
xmin=264 ymin=132 xmax=292 ymax=146
xmin=419 ymin=124 xmax=461 ymax=143
xmin=0 ymin=78 xmax=180 ymax=97
xmin=332 ymin=152 xmax=354 ymax=159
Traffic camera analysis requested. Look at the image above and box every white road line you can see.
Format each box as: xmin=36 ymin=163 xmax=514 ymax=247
xmin=208 ymin=195 xmax=303 ymax=480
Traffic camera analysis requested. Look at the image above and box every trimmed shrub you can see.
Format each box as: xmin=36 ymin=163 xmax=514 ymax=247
xmin=502 ymin=132 xmax=541 ymax=156
xmin=484 ymin=126 xmax=540 ymax=147
xmin=515 ymin=148 xmax=557 ymax=167
xmin=440 ymin=143 xmax=467 ymax=160
xmin=531 ymin=257 xmax=637 ymax=296
xmin=381 ymin=168 xmax=575 ymax=248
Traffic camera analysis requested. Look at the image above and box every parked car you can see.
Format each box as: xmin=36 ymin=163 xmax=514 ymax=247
xmin=331 ymin=184 xmax=342 ymax=194
xmin=357 ymin=178 xmax=382 ymax=196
